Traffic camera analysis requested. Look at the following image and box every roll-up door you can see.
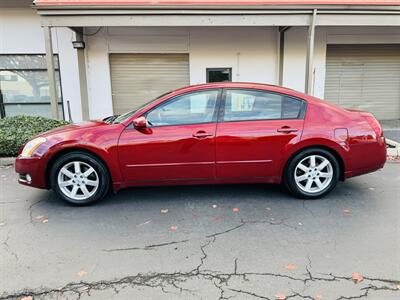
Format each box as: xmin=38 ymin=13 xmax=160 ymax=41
xmin=325 ymin=44 xmax=400 ymax=120
xmin=109 ymin=54 xmax=190 ymax=115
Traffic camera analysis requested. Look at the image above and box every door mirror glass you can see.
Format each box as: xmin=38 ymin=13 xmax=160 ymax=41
xmin=133 ymin=116 xmax=147 ymax=129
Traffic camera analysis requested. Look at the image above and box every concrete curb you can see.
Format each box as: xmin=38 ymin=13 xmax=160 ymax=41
xmin=386 ymin=138 xmax=400 ymax=159
xmin=0 ymin=157 xmax=15 ymax=167
xmin=386 ymin=138 xmax=400 ymax=148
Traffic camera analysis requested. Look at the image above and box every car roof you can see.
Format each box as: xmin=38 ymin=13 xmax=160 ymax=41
xmin=172 ymin=82 xmax=310 ymax=99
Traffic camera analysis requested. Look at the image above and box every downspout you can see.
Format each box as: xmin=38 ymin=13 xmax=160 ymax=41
xmin=278 ymin=26 xmax=291 ymax=87
xmin=305 ymin=9 xmax=317 ymax=95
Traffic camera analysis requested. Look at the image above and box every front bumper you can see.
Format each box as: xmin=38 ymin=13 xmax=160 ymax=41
xmin=15 ymin=156 xmax=48 ymax=189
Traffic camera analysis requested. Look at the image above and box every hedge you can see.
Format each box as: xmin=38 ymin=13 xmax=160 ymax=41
xmin=0 ymin=116 xmax=69 ymax=157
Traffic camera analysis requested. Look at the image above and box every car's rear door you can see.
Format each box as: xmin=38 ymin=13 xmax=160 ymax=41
xmin=215 ymin=88 xmax=306 ymax=180
xmin=118 ymin=89 xmax=221 ymax=182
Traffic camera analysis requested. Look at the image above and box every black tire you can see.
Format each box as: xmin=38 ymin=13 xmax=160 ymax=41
xmin=284 ymin=148 xmax=340 ymax=199
xmin=50 ymin=151 xmax=110 ymax=205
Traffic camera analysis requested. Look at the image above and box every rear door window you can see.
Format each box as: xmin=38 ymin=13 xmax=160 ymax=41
xmin=222 ymin=89 xmax=304 ymax=122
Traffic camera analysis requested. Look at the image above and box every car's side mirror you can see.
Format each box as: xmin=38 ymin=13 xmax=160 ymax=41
xmin=133 ymin=116 xmax=147 ymax=129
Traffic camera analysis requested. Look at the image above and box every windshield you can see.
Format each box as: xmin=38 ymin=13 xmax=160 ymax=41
xmin=112 ymin=91 xmax=172 ymax=124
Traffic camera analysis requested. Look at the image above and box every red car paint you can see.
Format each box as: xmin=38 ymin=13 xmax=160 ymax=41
xmin=15 ymin=82 xmax=386 ymax=192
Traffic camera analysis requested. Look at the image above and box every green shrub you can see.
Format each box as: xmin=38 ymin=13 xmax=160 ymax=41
xmin=0 ymin=116 xmax=69 ymax=157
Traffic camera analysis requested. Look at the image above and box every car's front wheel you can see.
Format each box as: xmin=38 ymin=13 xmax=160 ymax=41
xmin=284 ymin=148 xmax=340 ymax=199
xmin=50 ymin=151 xmax=110 ymax=205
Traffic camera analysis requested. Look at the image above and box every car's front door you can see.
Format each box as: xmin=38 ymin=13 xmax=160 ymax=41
xmin=118 ymin=89 xmax=221 ymax=182
xmin=215 ymin=89 xmax=306 ymax=180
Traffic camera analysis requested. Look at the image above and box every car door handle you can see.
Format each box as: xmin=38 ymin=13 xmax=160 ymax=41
xmin=277 ymin=127 xmax=298 ymax=133
xmin=193 ymin=131 xmax=213 ymax=138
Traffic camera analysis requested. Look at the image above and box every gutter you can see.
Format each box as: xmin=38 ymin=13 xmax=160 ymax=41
xmin=35 ymin=8 xmax=400 ymax=16
xmin=33 ymin=4 xmax=400 ymax=11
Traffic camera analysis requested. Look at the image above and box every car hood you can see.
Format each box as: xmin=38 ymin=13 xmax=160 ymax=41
xmin=38 ymin=120 xmax=109 ymax=138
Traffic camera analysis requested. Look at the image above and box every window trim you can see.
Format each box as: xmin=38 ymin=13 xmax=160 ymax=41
xmin=218 ymin=88 xmax=307 ymax=123
xmin=143 ymin=88 xmax=223 ymax=128
xmin=0 ymin=54 xmax=64 ymax=119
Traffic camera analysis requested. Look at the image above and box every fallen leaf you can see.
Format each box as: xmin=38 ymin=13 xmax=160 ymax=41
xmin=212 ymin=204 xmax=218 ymax=208
xmin=315 ymin=294 xmax=323 ymax=299
xmin=35 ymin=215 xmax=45 ymax=220
xmin=298 ymin=222 xmax=303 ymax=226
xmin=160 ymin=209 xmax=169 ymax=214
xmin=266 ymin=207 xmax=271 ymax=211
xmin=20 ymin=296 xmax=33 ymax=300
xmin=0 ymin=222 xmax=5 ymax=227
xmin=232 ymin=207 xmax=240 ymax=213
xmin=285 ymin=263 xmax=297 ymax=270
xmin=42 ymin=218 xmax=49 ymax=223
xmin=352 ymin=272 xmax=363 ymax=284
xmin=343 ymin=209 xmax=351 ymax=215
xmin=77 ymin=270 xmax=87 ymax=277
xmin=276 ymin=293 xmax=286 ymax=300
xmin=170 ymin=225 xmax=178 ymax=231
xmin=368 ymin=187 xmax=375 ymax=191
xmin=212 ymin=216 xmax=224 ymax=222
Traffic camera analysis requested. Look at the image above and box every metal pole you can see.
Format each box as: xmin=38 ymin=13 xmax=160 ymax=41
xmin=43 ymin=26 xmax=59 ymax=119
xmin=75 ymin=30 xmax=90 ymax=121
xmin=278 ymin=26 xmax=290 ymax=86
xmin=305 ymin=9 xmax=317 ymax=95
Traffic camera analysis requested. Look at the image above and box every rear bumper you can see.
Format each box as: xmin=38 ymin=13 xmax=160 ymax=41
xmin=344 ymin=137 xmax=387 ymax=179
xmin=15 ymin=157 xmax=47 ymax=189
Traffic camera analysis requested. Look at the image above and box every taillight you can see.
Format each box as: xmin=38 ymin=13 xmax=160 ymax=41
xmin=363 ymin=115 xmax=383 ymax=137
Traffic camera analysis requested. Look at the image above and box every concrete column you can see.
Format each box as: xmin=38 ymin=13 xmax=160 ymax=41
xmin=43 ymin=26 xmax=60 ymax=119
xmin=305 ymin=9 xmax=317 ymax=95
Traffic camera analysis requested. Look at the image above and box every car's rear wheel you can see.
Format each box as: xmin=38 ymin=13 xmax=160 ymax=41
xmin=284 ymin=148 xmax=340 ymax=199
xmin=50 ymin=151 xmax=110 ymax=205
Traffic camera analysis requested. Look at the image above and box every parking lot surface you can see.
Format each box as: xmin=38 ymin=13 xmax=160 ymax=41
xmin=0 ymin=162 xmax=399 ymax=300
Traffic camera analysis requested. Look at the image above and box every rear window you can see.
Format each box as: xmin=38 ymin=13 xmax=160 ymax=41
xmin=222 ymin=89 xmax=304 ymax=122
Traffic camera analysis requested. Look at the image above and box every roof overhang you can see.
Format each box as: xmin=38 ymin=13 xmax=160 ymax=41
xmin=33 ymin=0 xmax=400 ymax=27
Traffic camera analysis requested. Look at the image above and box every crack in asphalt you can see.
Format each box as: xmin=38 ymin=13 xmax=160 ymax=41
xmin=2 ymin=216 xmax=399 ymax=300
xmin=228 ymin=288 xmax=272 ymax=299
xmin=102 ymin=239 xmax=190 ymax=252
xmin=1 ymin=230 xmax=18 ymax=263
xmin=1 ymin=258 xmax=399 ymax=300
xmin=27 ymin=198 xmax=46 ymax=225
xmin=102 ymin=216 xmax=295 ymax=254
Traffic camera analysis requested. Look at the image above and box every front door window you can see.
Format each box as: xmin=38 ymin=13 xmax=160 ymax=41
xmin=146 ymin=90 xmax=219 ymax=126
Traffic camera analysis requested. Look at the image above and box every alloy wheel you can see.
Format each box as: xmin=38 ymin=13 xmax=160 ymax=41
xmin=57 ymin=161 xmax=99 ymax=201
xmin=294 ymin=155 xmax=333 ymax=194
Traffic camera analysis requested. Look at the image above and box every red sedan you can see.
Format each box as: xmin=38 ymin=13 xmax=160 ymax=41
xmin=15 ymin=83 xmax=386 ymax=205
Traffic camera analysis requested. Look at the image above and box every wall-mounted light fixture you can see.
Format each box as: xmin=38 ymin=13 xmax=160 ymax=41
xmin=72 ymin=41 xmax=85 ymax=49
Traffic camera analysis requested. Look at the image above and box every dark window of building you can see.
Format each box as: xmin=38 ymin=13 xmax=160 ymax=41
xmin=0 ymin=54 xmax=64 ymax=119
xmin=222 ymin=89 xmax=304 ymax=122
xmin=206 ymin=68 xmax=232 ymax=83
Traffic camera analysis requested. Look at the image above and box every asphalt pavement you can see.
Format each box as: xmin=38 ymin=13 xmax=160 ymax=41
xmin=0 ymin=162 xmax=399 ymax=300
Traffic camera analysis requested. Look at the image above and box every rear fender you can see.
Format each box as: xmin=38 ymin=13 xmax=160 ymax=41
xmin=278 ymin=138 xmax=350 ymax=181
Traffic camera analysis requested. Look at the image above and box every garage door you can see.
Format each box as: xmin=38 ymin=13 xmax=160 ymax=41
xmin=109 ymin=54 xmax=189 ymax=115
xmin=325 ymin=44 xmax=400 ymax=120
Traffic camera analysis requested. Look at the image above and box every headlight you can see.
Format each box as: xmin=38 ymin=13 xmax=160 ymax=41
xmin=20 ymin=137 xmax=47 ymax=158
